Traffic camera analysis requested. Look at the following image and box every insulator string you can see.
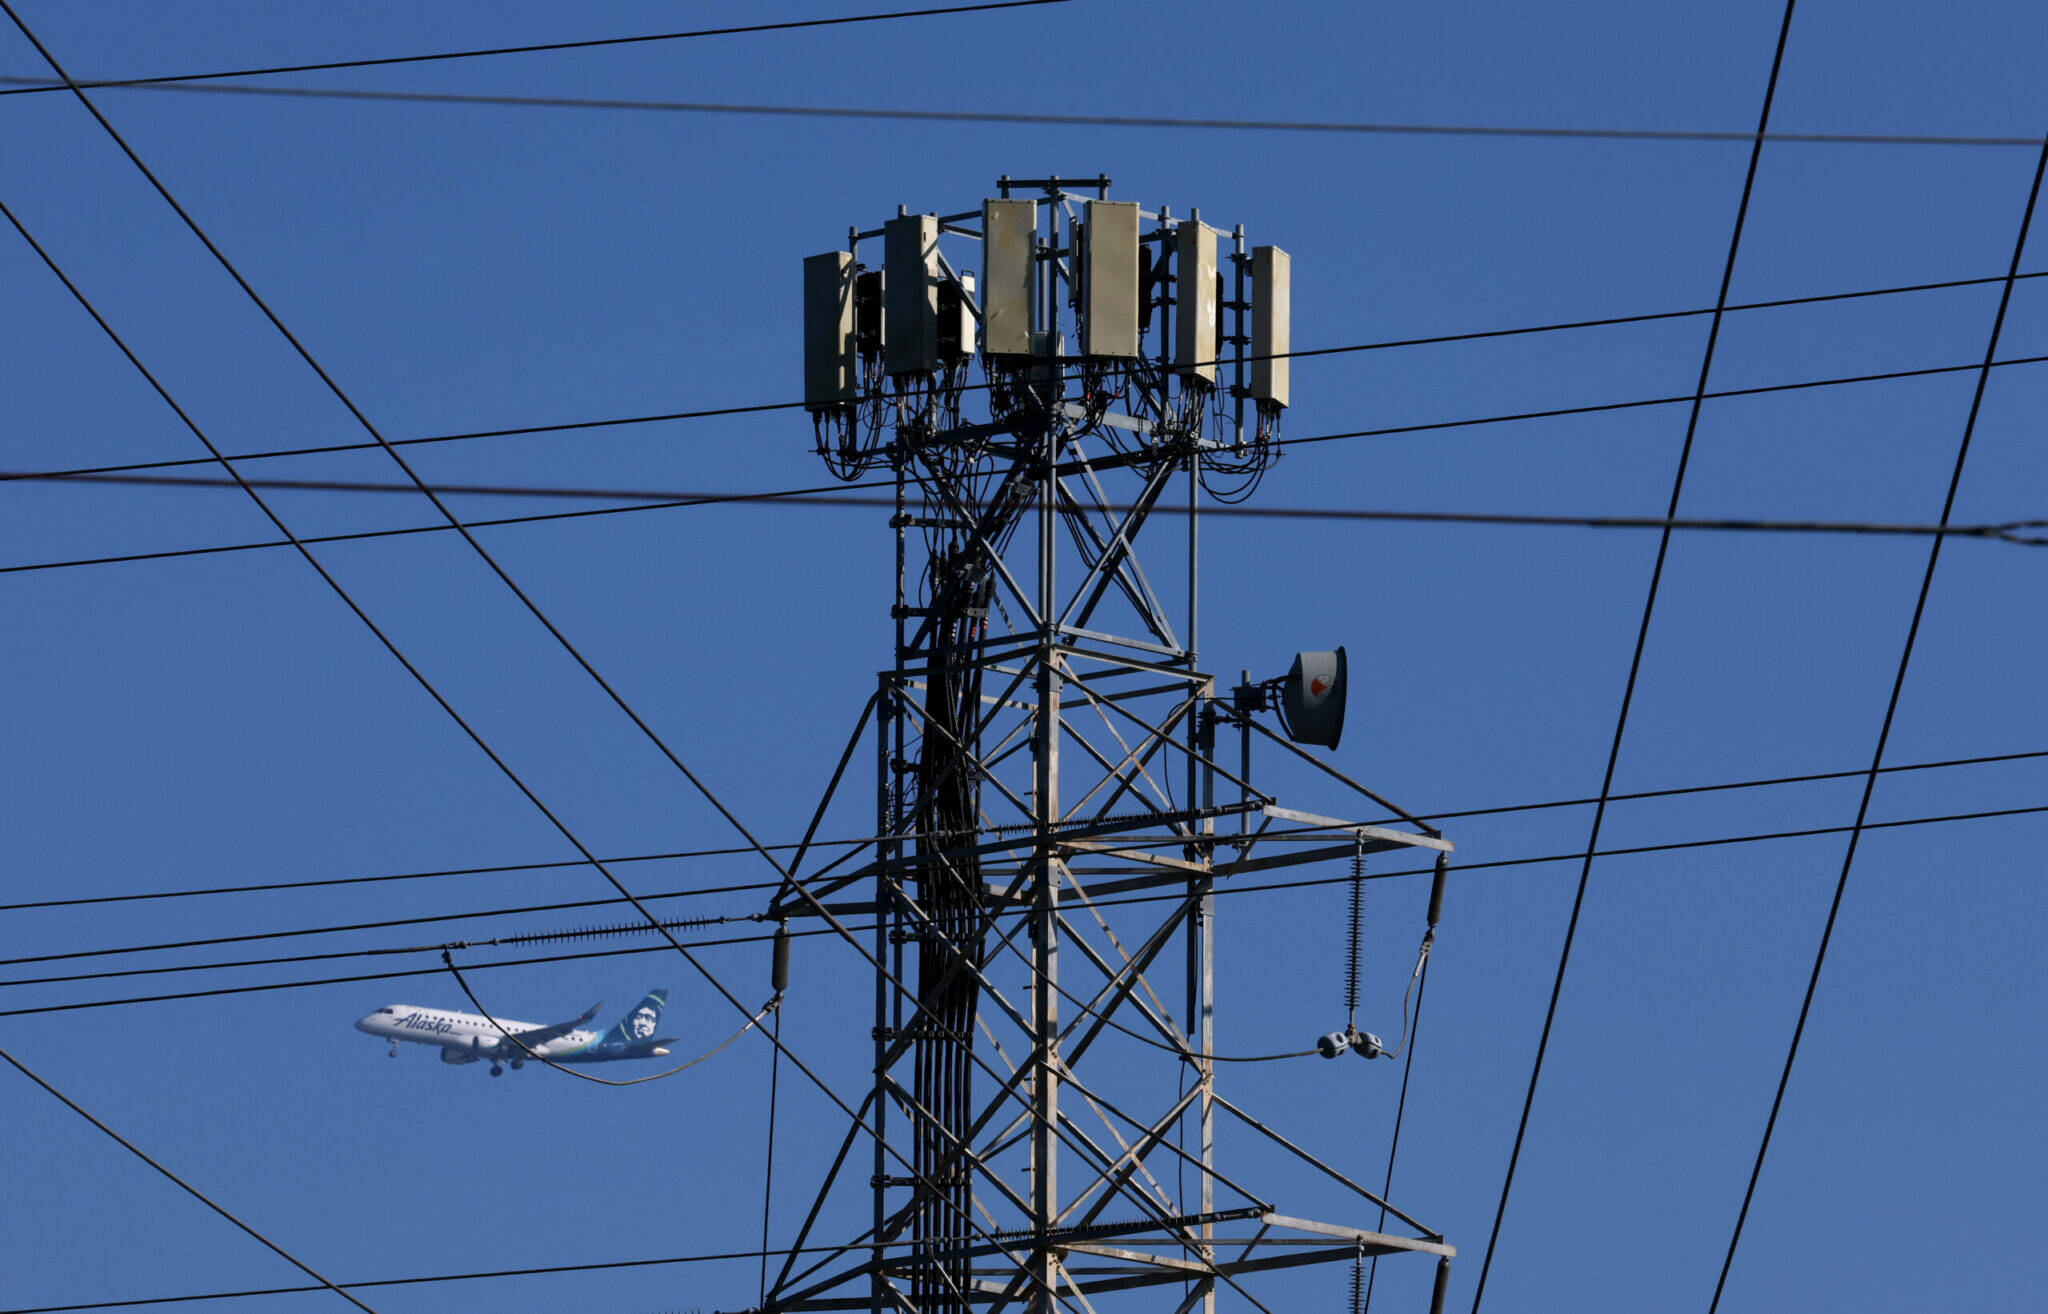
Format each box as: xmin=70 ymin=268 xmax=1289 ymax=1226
xmin=1344 ymin=850 xmax=1366 ymax=1026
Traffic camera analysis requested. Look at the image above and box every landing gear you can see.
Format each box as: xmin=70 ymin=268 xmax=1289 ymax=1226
xmin=510 ymin=1059 xmax=525 ymax=1071
xmin=489 ymin=1064 xmax=504 ymax=1077
xmin=387 ymin=1044 xmax=398 ymax=1058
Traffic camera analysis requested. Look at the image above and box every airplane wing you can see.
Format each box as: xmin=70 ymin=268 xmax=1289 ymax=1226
xmin=496 ymin=1001 xmax=601 ymax=1052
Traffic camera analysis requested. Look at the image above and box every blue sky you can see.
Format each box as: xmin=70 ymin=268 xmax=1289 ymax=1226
xmin=3 ymin=2 xmax=2046 ymax=1311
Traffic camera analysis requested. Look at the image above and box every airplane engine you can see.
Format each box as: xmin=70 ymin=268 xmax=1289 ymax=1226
xmin=440 ymin=1047 xmax=478 ymax=1065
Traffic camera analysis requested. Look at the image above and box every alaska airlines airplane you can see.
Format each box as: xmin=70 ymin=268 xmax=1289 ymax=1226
xmin=355 ymin=989 xmax=674 ymax=1077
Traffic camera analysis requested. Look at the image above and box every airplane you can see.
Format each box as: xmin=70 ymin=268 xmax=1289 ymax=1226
xmin=355 ymin=989 xmax=676 ymax=1077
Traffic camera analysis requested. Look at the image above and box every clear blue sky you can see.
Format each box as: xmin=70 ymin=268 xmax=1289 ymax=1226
xmin=4 ymin=3 xmax=2045 ymax=1312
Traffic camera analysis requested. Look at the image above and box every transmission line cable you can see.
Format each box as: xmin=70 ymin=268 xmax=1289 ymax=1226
xmin=3 ymin=4 xmax=792 ymax=887
xmin=0 ymin=1242 xmax=855 ymax=1314
xmin=0 ymin=480 xmax=896 ymax=576
xmin=1270 ymin=352 xmax=2048 ymax=451
xmin=1707 ymin=125 xmax=2048 ymax=1313
xmin=9 ymin=267 xmax=2045 ymax=490
xmin=0 ymin=916 xmax=776 ymax=991
xmin=1 ymin=1217 xmax=1357 ymax=1314
xmin=18 ymin=467 xmax=2046 ymax=546
xmin=1471 ymin=3 xmax=1796 ymax=1305
xmin=0 ymin=189 xmax=737 ymax=1015
xmin=759 ymin=1003 xmax=784 ymax=1306
xmin=1361 ymin=957 xmax=1432 ymax=1314
xmin=0 ymin=1044 xmax=375 ymax=1312
xmin=7 ymin=801 xmax=2043 ymax=1010
xmin=12 ymin=243 xmax=1073 ymax=1309
xmin=0 ymin=177 xmax=728 ymax=995
xmin=12 ymin=349 xmax=2048 ymax=583
xmin=4 ymin=33 xmax=2031 ymax=1268
xmin=11 ymin=39 xmax=1103 ymax=1285
xmin=20 ymin=53 xmax=1047 ymax=1255
xmin=1417 ymin=747 xmax=2048 ymax=826
xmin=1 ymin=395 xmax=813 ymax=483
xmin=8 ymin=743 xmax=2040 ymax=920
xmin=0 ymin=842 xmax=817 ymax=912
xmin=28 ymin=10 xmax=2015 ymax=1293
xmin=1 ymin=64 xmax=1059 ymax=1305
xmin=3 ymin=74 xmax=2043 ymax=149
xmin=0 ymin=2 xmax=1069 ymax=98
xmin=12 ymin=40 xmax=2015 ymax=1268
xmin=0 ymin=889 xmax=762 ymax=966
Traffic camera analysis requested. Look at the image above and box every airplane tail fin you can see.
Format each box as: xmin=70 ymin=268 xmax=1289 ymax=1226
xmin=600 ymin=989 xmax=669 ymax=1049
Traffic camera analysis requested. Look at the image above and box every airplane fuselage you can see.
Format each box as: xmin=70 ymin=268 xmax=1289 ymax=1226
xmin=357 ymin=1005 xmax=588 ymax=1060
xmin=355 ymin=1002 xmax=671 ymax=1069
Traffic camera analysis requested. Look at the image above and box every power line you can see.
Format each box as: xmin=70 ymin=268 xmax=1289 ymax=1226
xmin=8 ymin=268 xmax=2044 ymax=490
xmin=0 ymin=897 xmax=751 ymax=975
xmin=0 ymin=855 xmax=790 ymax=916
xmin=23 ymin=23 xmax=1193 ymax=1306
xmin=1472 ymin=3 xmax=1796 ymax=1306
xmin=17 ymin=468 xmax=2042 ymax=545
xmin=1361 ymin=956 xmax=1432 ymax=1314
xmin=6 ymin=32 xmax=2033 ymax=1286
xmin=6 ymin=30 xmax=1046 ymax=1286
xmin=0 ymin=1242 xmax=850 ymax=1314
xmin=6 ymin=801 xmax=2042 ymax=1011
xmin=9 ymin=36 xmax=1124 ymax=1295
xmin=0 ymin=11 xmax=886 ymax=1249
xmin=0 ymin=479 xmax=895 ymax=576
xmin=0 ymin=68 xmax=722 ymax=982
xmin=0 ymin=1044 xmax=375 ymax=1312
xmin=0 ymin=182 xmax=721 ymax=1014
xmin=10 ymin=350 xmax=2048 ymax=581
xmin=0 ymin=919 xmax=762 ymax=989
xmin=0 ymin=396 xmax=810 ymax=485
xmin=0 ymin=919 xmax=787 ymax=1008
xmin=1418 ymin=747 xmax=2048 ymax=826
xmin=20 ymin=6 xmax=2018 ymax=1301
xmin=1707 ymin=125 xmax=2048 ymax=1313
xmin=0 ymin=840 xmax=829 ymax=912
xmin=10 ymin=743 xmax=2041 ymax=918
xmin=4 ymin=1 xmax=793 ymax=887
xmin=0 ymin=2 xmax=1069 ymax=98
xmin=1269 ymin=351 xmax=2048 ymax=451
xmin=2 ymin=74 xmax=2041 ymax=149
xmin=760 ymin=1004 xmax=784 ymax=1306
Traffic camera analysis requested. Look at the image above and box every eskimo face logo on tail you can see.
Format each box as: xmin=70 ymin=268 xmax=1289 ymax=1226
xmin=625 ymin=1005 xmax=659 ymax=1041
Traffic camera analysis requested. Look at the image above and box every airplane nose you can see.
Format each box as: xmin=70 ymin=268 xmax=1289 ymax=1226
xmin=354 ymin=1014 xmax=376 ymax=1033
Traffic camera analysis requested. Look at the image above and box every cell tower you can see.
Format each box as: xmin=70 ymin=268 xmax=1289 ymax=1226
xmin=768 ymin=176 xmax=1455 ymax=1314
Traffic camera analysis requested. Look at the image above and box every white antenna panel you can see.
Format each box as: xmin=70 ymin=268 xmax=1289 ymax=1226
xmin=884 ymin=213 xmax=939 ymax=377
xmin=802 ymin=251 xmax=856 ymax=410
xmin=1252 ymin=244 xmax=1291 ymax=408
xmin=1081 ymin=200 xmax=1139 ymax=359
xmin=1174 ymin=220 xmax=1217 ymax=382
xmin=981 ymin=199 xmax=1035 ymax=357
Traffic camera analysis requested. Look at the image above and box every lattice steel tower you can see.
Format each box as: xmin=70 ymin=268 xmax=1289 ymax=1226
xmin=766 ymin=176 xmax=1455 ymax=1314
